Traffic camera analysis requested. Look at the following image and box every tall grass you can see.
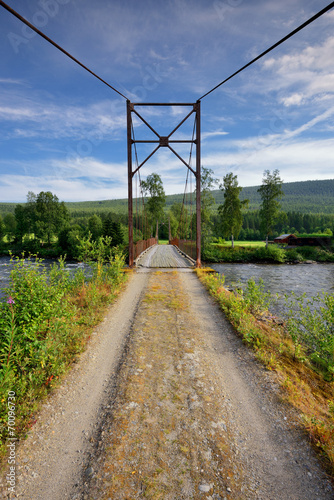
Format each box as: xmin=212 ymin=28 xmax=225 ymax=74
xmin=0 ymin=241 xmax=126 ymax=458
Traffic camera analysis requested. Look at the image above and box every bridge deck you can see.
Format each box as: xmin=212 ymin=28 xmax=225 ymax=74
xmin=136 ymin=244 xmax=194 ymax=268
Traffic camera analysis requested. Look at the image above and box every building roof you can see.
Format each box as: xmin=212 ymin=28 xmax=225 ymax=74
xmin=274 ymin=234 xmax=296 ymax=240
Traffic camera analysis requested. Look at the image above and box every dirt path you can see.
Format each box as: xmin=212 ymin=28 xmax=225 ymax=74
xmin=83 ymin=270 xmax=333 ymax=500
xmin=1 ymin=269 xmax=333 ymax=499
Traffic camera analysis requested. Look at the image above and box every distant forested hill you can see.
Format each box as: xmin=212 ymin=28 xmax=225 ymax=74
xmin=168 ymin=179 xmax=334 ymax=214
xmin=238 ymin=179 xmax=334 ymax=213
xmin=1 ymin=179 xmax=334 ymax=216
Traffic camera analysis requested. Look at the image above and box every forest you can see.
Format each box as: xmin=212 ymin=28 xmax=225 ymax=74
xmin=0 ymin=177 xmax=333 ymax=259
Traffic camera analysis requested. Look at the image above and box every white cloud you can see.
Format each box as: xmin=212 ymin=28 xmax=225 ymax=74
xmin=280 ymin=93 xmax=304 ymax=107
xmin=0 ymin=89 xmax=126 ymax=140
xmin=261 ymin=35 xmax=334 ymax=105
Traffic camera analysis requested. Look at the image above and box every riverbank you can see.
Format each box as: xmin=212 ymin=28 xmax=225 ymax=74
xmin=203 ymin=243 xmax=334 ymax=263
xmin=196 ymin=268 xmax=334 ymax=475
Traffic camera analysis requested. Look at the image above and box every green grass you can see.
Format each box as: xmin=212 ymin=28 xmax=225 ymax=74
xmin=212 ymin=240 xmax=266 ymax=248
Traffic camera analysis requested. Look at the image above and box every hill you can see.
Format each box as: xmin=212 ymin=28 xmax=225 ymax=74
xmin=1 ymin=179 xmax=334 ymax=216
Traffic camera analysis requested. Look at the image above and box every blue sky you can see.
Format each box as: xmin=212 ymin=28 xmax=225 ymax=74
xmin=0 ymin=0 xmax=333 ymax=202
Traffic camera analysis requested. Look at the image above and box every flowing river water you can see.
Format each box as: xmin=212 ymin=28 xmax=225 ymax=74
xmin=210 ymin=261 xmax=334 ymax=317
xmin=1 ymin=256 xmax=334 ymax=314
xmin=0 ymin=256 xmax=88 ymax=301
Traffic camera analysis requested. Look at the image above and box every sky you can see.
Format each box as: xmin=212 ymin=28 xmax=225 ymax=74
xmin=0 ymin=0 xmax=333 ymax=203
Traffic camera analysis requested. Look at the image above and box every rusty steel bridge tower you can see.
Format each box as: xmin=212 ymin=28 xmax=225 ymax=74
xmin=127 ymin=100 xmax=201 ymax=268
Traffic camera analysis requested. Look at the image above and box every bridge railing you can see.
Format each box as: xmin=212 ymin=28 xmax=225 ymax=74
xmin=134 ymin=238 xmax=157 ymax=260
xmin=169 ymin=238 xmax=196 ymax=261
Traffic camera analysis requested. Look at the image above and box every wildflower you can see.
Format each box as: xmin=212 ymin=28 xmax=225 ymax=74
xmin=7 ymin=297 xmax=15 ymax=305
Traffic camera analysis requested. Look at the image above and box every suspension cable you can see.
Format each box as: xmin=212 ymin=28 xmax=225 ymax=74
xmin=0 ymin=0 xmax=128 ymax=100
xmin=199 ymin=1 xmax=334 ymax=100
xmin=178 ymin=116 xmax=196 ymax=239
xmin=131 ymin=122 xmax=147 ymax=240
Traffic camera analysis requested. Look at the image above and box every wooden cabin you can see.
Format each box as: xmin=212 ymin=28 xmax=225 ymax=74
xmin=274 ymin=234 xmax=331 ymax=247
xmin=274 ymin=234 xmax=297 ymax=244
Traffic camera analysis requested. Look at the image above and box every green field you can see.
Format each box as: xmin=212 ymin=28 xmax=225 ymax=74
xmin=212 ymin=241 xmax=266 ymax=248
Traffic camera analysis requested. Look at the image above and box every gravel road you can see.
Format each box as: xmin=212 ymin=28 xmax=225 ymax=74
xmin=1 ymin=269 xmax=332 ymax=499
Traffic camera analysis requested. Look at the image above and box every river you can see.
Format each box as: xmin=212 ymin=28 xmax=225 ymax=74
xmin=1 ymin=256 xmax=334 ymax=311
xmin=210 ymin=262 xmax=334 ymax=317
xmin=0 ymin=256 xmax=88 ymax=300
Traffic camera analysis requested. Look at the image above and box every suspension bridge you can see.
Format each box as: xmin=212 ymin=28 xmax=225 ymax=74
xmin=135 ymin=243 xmax=195 ymax=268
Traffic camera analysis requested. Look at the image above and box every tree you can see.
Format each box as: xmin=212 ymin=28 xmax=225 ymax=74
xmin=258 ymin=169 xmax=284 ymax=247
xmin=88 ymin=214 xmax=103 ymax=240
xmin=33 ymin=191 xmax=69 ymax=244
xmin=14 ymin=204 xmax=28 ymax=244
xmin=102 ymin=213 xmax=124 ymax=246
xmin=3 ymin=214 xmax=16 ymax=243
xmin=168 ymin=202 xmax=192 ymax=240
xmin=218 ymin=173 xmax=248 ymax=248
xmin=141 ymin=173 xmax=166 ymax=238
xmin=0 ymin=215 xmax=5 ymax=242
xmin=199 ymin=167 xmax=219 ymax=248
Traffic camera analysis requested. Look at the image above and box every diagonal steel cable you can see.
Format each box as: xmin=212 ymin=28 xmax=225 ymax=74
xmin=0 ymin=0 xmax=128 ymax=100
xmin=199 ymin=2 xmax=334 ymax=100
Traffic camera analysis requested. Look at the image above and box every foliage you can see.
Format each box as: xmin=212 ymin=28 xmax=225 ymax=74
xmin=169 ymin=200 xmax=194 ymax=241
xmin=0 ymin=215 xmax=5 ymax=241
xmin=102 ymin=214 xmax=124 ymax=245
xmin=258 ymin=169 xmax=285 ymax=246
xmin=58 ymin=224 xmax=85 ymax=259
xmin=203 ymin=243 xmax=287 ymax=263
xmin=0 ymin=246 xmax=126 ymax=457
xmin=88 ymin=214 xmax=103 ymax=240
xmin=141 ymin=173 xmax=166 ymax=238
xmin=285 ymin=292 xmax=334 ymax=376
xmin=3 ymin=214 xmax=16 ymax=243
xmin=218 ymin=172 xmax=248 ymax=247
xmin=34 ymin=191 xmax=69 ymax=244
xmin=241 ymin=278 xmax=273 ymax=315
xmin=199 ymin=167 xmax=219 ymax=248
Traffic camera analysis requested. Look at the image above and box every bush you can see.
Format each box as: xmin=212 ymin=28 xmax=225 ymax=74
xmin=0 ymin=247 xmax=126 ymax=456
xmin=253 ymin=245 xmax=286 ymax=263
xmin=285 ymin=292 xmax=334 ymax=377
xmin=285 ymin=248 xmax=304 ymax=262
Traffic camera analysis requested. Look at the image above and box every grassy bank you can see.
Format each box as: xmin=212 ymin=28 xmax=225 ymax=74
xmin=203 ymin=243 xmax=334 ymax=263
xmin=0 ymin=250 xmax=127 ymax=462
xmin=196 ymin=269 xmax=334 ymax=474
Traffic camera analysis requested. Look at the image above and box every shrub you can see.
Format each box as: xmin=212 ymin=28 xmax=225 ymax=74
xmin=0 ymin=247 xmax=126 ymax=456
xmin=285 ymin=292 xmax=334 ymax=377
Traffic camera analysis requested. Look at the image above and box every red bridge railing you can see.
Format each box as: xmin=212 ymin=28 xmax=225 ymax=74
xmin=169 ymin=238 xmax=196 ymax=261
xmin=134 ymin=238 xmax=157 ymax=260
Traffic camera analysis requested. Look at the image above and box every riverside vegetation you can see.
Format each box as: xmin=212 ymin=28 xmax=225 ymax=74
xmin=203 ymin=241 xmax=334 ymax=263
xmin=0 ymin=237 xmax=127 ymax=461
xmin=197 ymin=269 xmax=334 ymax=473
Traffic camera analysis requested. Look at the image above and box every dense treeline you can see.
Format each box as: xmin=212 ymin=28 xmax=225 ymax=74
xmin=0 ymin=191 xmax=127 ymax=259
xmin=1 ymin=176 xmax=334 ymax=259
xmin=210 ymin=211 xmax=334 ymax=241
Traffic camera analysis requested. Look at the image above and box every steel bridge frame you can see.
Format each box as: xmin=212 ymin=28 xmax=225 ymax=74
xmin=127 ymin=100 xmax=201 ymax=268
